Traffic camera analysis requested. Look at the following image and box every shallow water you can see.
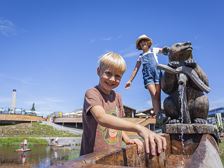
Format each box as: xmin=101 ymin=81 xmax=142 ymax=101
xmin=0 ymin=145 xmax=80 ymax=167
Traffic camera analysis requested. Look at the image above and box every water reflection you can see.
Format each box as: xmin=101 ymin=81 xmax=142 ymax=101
xmin=0 ymin=145 xmax=80 ymax=167
xmin=20 ymin=152 xmax=27 ymax=164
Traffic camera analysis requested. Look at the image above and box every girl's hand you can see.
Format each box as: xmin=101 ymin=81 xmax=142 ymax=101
xmin=162 ymin=47 xmax=170 ymax=55
xmin=126 ymin=138 xmax=144 ymax=154
xmin=125 ymin=81 xmax=132 ymax=89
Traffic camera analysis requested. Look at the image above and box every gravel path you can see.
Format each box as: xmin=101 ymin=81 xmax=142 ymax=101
xmin=42 ymin=136 xmax=82 ymax=147
xmin=41 ymin=121 xmax=83 ymax=135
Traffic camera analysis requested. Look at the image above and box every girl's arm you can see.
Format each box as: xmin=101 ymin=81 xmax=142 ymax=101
xmin=90 ymin=105 xmax=167 ymax=155
xmin=125 ymin=61 xmax=141 ymax=89
xmin=153 ymin=47 xmax=163 ymax=54
xmin=154 ymin=47 xmax=169 ymax=55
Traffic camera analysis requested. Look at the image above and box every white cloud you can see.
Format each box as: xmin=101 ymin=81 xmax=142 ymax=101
xmin=0 ymin=96 xmax=66 ymax=116
xmin=116 ymin=35 xmax=122 ymax=40
xmin=24 ymin=97 xmax=66 ymax=116
xmin=89 ymin=35 xmax=122 ymax=43
xmin=0 ymin=73 xmax=38 ymax=86
xmin=209 ymin=98 xmax=224 ymax=110
xmin=102 ymin=37 xmax=112 ymax=41
xmin=0 ymin=18 xmax=16 ymax=36
xmin=89 ymin=39 xmax=96 ymax=43
xmin=0 ymin=97 xmax=11 ymax=104
xmin=123 ymin=51 xmax=139 ymax=58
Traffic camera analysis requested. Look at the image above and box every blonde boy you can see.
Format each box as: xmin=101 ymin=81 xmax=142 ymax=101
xmin=80 ymin=52 xmax=166 ymax=156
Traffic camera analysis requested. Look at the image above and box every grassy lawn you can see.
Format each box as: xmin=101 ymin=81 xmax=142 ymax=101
xmin=0 ymin=122 xmax=79 ymax=137
xmin=0 ymin=122 xmax=80 ymax=145
xmin=0 ymin=137 xmax=48 ymax=146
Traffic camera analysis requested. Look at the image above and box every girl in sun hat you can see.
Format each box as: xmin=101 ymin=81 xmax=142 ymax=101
xmin=135 ymin=34 xmax=153 ymax=50
xmin=125 ymin=34 xmax=168 ymax=130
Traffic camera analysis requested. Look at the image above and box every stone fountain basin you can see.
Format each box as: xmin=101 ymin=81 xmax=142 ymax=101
xmin=51 ymin=124 xmax=223 ymax=168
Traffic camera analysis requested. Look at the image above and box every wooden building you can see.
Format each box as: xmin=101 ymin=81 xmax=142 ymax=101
xmin=123 ymin=105 xmax=136 ymax=118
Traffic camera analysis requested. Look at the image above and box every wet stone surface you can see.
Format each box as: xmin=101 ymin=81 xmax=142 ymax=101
xmin=165 ymin=124 xmax=218 ymax=134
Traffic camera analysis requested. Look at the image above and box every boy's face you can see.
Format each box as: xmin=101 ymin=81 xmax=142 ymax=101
xmin=97 ymin=66 xmax=123 ymax=94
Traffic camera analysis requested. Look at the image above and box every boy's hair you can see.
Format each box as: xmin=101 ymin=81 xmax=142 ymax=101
xmin=98 ymin=52 xmax=126 ymax=74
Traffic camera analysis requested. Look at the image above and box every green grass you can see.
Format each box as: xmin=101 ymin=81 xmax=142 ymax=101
xmin=0 ymin=121 xmax=81 ymax=146
xmin=0 ymin=122 xmax=81 ymax=146
xmin=0 ymin=122 xmax=79 ymax=137
xmin=0 ymin=137 xmax=48 ymax=146
xmin=30 ymin=122 xmax=79 ymax=137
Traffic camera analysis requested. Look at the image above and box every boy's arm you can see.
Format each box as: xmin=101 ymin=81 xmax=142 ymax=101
xmin=122 ymin=131 xmax=144 ymax=153
xmin=125 ymin=61 xmax=141 ymax=89
xmin=122 ymin=131 xmax=131 ymax=143
xmin=90 ymin=105 xmax=166 ymax=155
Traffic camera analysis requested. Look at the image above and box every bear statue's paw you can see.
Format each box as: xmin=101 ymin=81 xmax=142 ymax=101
xmin=184 ymin=59 xmax=197 ymax=68
xmin=168 ymin=61 xmax=180 ymax=68
xmin=193 ymin=118 xmax=207 ymax=124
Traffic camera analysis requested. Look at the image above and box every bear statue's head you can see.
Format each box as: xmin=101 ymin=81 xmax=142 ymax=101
xmin=168 ymin=42 xmax=193 ymax=63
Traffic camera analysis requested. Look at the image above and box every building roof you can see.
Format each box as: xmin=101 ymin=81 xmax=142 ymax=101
xmin=136 ymin=108 xmax=154 ymax=114
xmin=123 ymin=105 xmax=136 ymax=111
xmin=208 ymin=107 xmax=224 ymax=115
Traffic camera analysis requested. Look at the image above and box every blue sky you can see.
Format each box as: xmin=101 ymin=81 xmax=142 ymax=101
xmin=0 ymin=0 xmax=224 ymax=116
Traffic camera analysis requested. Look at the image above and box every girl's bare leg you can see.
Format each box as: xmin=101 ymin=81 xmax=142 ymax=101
xmin=155 ymin=84 xmax=161 ymax=112
xmin=146 ymin=84 xmax=161 ymax=115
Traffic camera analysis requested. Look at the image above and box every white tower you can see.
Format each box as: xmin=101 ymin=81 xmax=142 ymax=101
xmin=11 ymin=89 xmax=16 ymax=113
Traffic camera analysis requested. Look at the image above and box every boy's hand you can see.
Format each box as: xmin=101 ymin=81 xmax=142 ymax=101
xmin=126 ymin=138 xmax=144 ymax=154
xmin=125 ymin=81 xmax=132 ymax=89
xmin=137 ymin=125 xmax=167 ymax=155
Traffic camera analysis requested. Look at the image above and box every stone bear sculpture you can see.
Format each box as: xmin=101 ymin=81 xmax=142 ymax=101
xmin=158 ymin=42 xmax=210 ymax=124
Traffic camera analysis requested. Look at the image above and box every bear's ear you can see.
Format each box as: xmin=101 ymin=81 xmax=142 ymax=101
xmin=162 ymin=47 xmax=170 ymax=55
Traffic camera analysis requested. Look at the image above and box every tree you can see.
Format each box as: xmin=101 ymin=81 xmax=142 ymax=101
xmin=31 ymin=103 xmax=36 ymax=111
